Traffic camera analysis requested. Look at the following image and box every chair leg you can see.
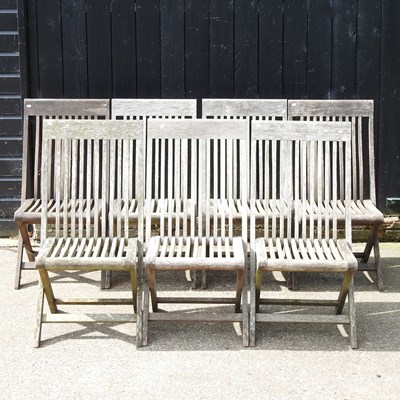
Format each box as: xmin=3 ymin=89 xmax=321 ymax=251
xmin=335 ymin=271 xmax=352 ymax=315
xmin=129 ymin=268 xmax=138 ymax=314
xmin=38 ymin=269 xmax=58 ymax=314
xmin=241 ymin=252 xmax=249 ymax=346
xmin=286 ymin=272 xmax=296 ymax=290
xmin=147 ymin=267 xmax=158 ymax=312
xmin=348 ymin=277 xmax=357 ymax=349
xmin=374 ymin=238 xmax=384 ymax=291
xmin=15 ymin=222 xmax=37 ymax=289
xmin=361 ymin=223 xmax=379 ymax=264
xmin=14 ymin=235 xmax=24 ymax=290
xmin=249 ymin=254 xmax=257 ymax=347
xmin=34 ymin=282 xmax=45 ymax=348
xmin=142 ymin=270 xmax=150 ymax=347
xmin=235 ymin=269 xmax=244 ymax=313
xmin=135 ymin=247 xmax=144 ymax=347
xmin=101 ymin=270 xmax=111 ymax=290
xmin=255 ymin=269 xmax=263 ymax=313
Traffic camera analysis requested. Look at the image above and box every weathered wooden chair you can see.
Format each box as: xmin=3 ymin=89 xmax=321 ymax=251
xmin=14 ymin=99 xmax=110 ymax=289
xmin=200 ymin=99 xmax=289 ymax=288
xmin=288 ymin=100 xmax=384 ymax=290
xmin=250 ymin=121 xmax=358 ymax=348
xmin=143 ymin=119 xmax=249 ymax=347
xmin=34 ymin=119 xmax=144 ymax=347
xmin=105 ymin=99 xmax=198 ymax=288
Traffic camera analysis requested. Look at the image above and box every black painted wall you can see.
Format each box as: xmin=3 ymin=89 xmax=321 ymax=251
xmin=0 ymin=0 xmax=22 ymax=236
xmin=1 ymin=0 xmax=399 ymax=235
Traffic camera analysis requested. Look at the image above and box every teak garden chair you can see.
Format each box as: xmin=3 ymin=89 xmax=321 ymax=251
xmin=143 ymin=119 xmax=249 ymax=347
xmin=104 ymin=98 xmax=197 ymax=289
xmin=250 ymin=121 xmax=358 ymax=348
xmin=288 ymin=100 xmax=384 ymax=290
xmin=14 ymin=99 xmax=110 ymax=289
xmin=201 ymin=99 xmax=289 ymax=288
xmin=34 ymin=119 xmax=144 ymax=347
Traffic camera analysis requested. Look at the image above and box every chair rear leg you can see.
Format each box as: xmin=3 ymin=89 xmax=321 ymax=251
xmin=335 ymin=271 xmax=352 ymax=315
xmin=101 ymin=270 xmax=111 ymax=289
xmin=235 ymin=269 xmax=244 ymax=313
xmin=14 ymin=235 xmax=24 ymax=289
xmin=361 ymin=224 xmax=379 ymax=264
xmin=147 ymin=268 xmax=158 ymax=312
xmin=374 ymin=238 xmax=384 ymax=291
xmin=255 ymin=269 xmax=263 ymax=313
xmin=142 ymin=272 xmax=150 ymax=347
xmin=15 ymin=222 xmax=37 ymax=289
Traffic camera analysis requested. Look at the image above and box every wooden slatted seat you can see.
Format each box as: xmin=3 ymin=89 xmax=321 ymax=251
xmin=34 ymin=119 xmax=144 ymax=348
xmin=143 ymin=119 xmax=249 ymax=347
xmin=288 ymin=100 xmax=384 ymax=290
xmin=250 ymin=121 xmax=358 ymax=349
xmin=14 ymin=99 xmax=110 ymax=289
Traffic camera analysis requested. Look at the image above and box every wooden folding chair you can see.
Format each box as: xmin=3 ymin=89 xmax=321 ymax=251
xmin=143 ymin=119 xmax=249 ymax=347
xmin=288 ymin=100 xmax=384 ymax=290
xmin=250 ymin=121 xmax=358 ymax=348
xmin=34 ymin=119 xmax=144 ymax=347
xmin=14 ymin=99 xmax=110 ymax=289
xmin=102 ymin=99 xmax=198 ymax=289
xmin=201 ymin=99 xmax=289 ymax=288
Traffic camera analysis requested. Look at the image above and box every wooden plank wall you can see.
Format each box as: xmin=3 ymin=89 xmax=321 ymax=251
xmin=0 ymin=0 xmax=22 ymax=235
xmin=1 ymin=0 xmax=398 ymax=236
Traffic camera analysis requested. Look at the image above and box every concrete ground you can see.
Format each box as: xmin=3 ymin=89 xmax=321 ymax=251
xmin=1 ymin=238 xmax=399 ymax=399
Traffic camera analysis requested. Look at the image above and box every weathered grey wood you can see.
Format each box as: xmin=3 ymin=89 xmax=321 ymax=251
xmin=144 ymin=119 xmax=249 ymax=346
xmin=250 ymin=120 xmax=358 ymax=348
xmin=288 ymin=99 xmax=384 ymax=290
xmin=148 ymin=313 xmax=243 ymax=323
xmin=34 ymin=119 xmax=144 ymax=348
xmin=14 ymin=99 xmax=110 ymax=290
xmin=202 ymin=99 xmax=287 ymax=119
xmin=255 ymin=314 xmax=350 ymax=324
xmin=111 ymin=98 xmax=197 ymax=119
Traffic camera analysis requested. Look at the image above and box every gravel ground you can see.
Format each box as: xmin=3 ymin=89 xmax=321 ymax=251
xmin=1 ymin=238 xmax=399 ymax=400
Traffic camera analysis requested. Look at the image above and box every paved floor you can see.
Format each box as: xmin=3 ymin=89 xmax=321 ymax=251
xmin=1 ymin=238 xmax=399 ymax=399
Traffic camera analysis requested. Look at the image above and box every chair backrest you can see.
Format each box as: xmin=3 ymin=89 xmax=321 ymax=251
xmin=202 ymin=99 xmax=287 ymax=120
xmin=22 ymin=99 xmax=110 ymax=202
xmin=145 ymin=119 xmax=249 ymax=243
xmin=111 ymin=99 xmax=197 ymax=119
xmin=40 ymin=120 xmax=144 ymax=242
xmin=288 ymin=99 xmax=375 ymax=203
xmin=250 ymin=121 xmax=352 ymax=245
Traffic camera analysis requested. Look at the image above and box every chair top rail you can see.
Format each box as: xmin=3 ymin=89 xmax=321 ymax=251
xmin=24 ymin=99 xmax=110 ymax=117
xmin=288 ymin=99 xmax=373 ymax=118
xmin=202 ymin=98 xmax=287 ymax=119
xmin=111 ymin=98 xmax=197 ymax=118
xmin=147 ymin=119 xmax=248 ymax=140
xmin=42 ymin=119 xmax=144 ymax=141
xmin=251 ymin=121 xmax=351 ymax=142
